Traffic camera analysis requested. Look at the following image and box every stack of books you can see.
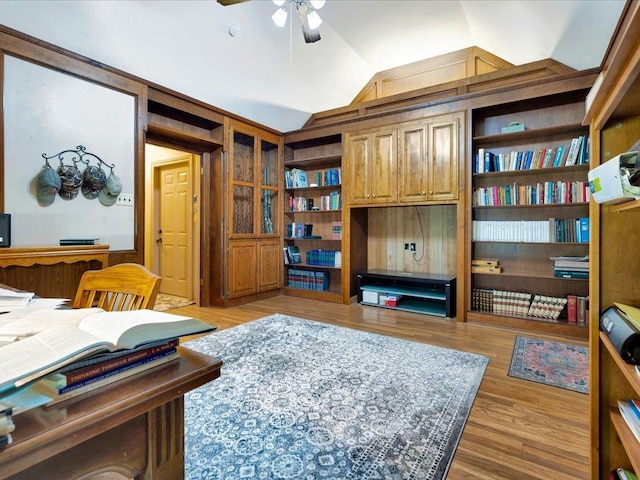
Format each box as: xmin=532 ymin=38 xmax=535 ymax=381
xmin=551 ymin=255 xmax=589 ymax=279
xmin=471 ymin=258 xmax=502 ymax=274
xmin=0 ymin=403 xmax=14 ymax=450
xmin=283 ymin=245 xmax=302 ymax=265
xmin=0 ymin=308 xmax=216 ymax=413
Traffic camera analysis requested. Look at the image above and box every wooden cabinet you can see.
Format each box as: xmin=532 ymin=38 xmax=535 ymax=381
xmin=225 ymin=120 xmax=282 ymax=300
xmin=346 ymin=128 xmax=397 ymax=204
xmin=283 ymin=136 xmax=345 ymax=303
xmin=584 ymin=3 xmax=640 ymax=478
xmin=346 ymin=112 xmax=462 ymax=206
xmin=398 ymin=113 xmax=461 ymax=203
xmin=467 ymin=92 xmax=591 ymax=339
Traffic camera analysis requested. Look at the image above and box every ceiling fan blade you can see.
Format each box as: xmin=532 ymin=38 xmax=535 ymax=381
xmin=296 ymin=2 xmax=321 ymax=43
xmin=217 ymin=0 xmax=251 ymax=6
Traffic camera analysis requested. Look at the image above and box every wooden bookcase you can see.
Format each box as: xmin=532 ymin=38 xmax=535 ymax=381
xmin=283 ymin=135 xmax=346 ymax=303
xmin=468 ymin=92 xmax=591 ymax=339
xmin=585 ymin=2 xmax=640 ymax=478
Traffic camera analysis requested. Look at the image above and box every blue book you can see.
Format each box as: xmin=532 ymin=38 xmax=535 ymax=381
xmin=579 ymin=217 xmax=589 ymax=243
xmin=553 ymin=145 xmax=565 ymax=167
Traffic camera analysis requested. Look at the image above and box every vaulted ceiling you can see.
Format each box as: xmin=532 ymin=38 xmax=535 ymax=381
xmin=0 ymin=0 xmax=627 ymax=132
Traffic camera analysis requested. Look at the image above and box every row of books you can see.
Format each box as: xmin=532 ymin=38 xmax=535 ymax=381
xmin=472 ymin=288 xmax=569 ymax=320
xmin=284 ymin=168 xmax=341 ymax=189
xmin=332 ymin=221 xmax=342 ymax=240
xmin=287 ymin=191 xmax=341 ymax=211
xmin=286 ymin=269 xmax=330 ymax=291
xmin=472 ymin=218 xmax=589 ymax=243
xmin=472 ymin=180 xmax=590 ymax=206
xmin=306 ymin=249 xmax=341 ymax=267
xmin=618 ymin=399 xmax=640 ymax=443
xmin=286 ymin=223 xmax=318 ymax=239
xmin=473 ymin=136 xmax=590 ymax=173
xmin=566 ymin=294 xmax=589 ymax=324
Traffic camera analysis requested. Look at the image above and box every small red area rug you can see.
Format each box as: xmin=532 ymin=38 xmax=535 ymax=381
xmin=508 ymin=335 xmax=589 ymax=394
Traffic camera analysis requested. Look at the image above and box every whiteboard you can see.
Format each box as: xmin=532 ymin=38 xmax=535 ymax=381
xmin=3 ymin=55 xmax=135 ymax=250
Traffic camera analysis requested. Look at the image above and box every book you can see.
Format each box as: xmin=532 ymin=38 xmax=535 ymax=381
xmin=553 ymin=269 xmax=589 ymax=279
xmin=0 ymin=308 xmax=215 ymax=393
xmin=618 ymin=400 xmax=640 ymax=442
xmin=567 ymin=294 xmax=578 ymax=323
xmin=612 ymin=468 xmax=639 ymax=480
xmin=37 ymin=348 xmax=178 ymax=396
xmin=34 ymin=350 xmax=180 ymax=406
xmin=54 ymin=338 xmax=179 ymax=386
xmin=59 ymin=238 xmax=100 ymax=245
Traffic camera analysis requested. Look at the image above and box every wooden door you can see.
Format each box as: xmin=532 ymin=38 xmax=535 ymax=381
xmin=370 ymin=130 xmax=398 ymax=203
xmin=398 ymin=122 xmax=428 ymax=203
xmin=257 ymin=240 xmax=281 ymax=291
xmin=346 ymin=133 xmax=371 ymax=204
xmin=159 ymin=162 xmax=191 ymax=297
xmin=228 ymin=240 xmax=257 ymax=298
xmin=427 ymin=114 xmax=461 ymax=201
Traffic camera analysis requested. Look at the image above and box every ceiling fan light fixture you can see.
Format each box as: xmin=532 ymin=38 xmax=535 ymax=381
xmin=272 ymin=0 xmax=286 ymax=6
xmin=309 ymin=0 xmax=325 ymax=9
xmin=272 ymin=7 xmax=288 ymax=28
xmin=306 ymin=9 xmax=322 ymax=30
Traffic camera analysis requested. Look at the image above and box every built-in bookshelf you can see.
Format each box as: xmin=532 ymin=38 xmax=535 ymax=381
xmin=468 ymin=91 xmax=591 ymax=338
xmin=283 ymin=136 xmax=344 ymax=303
xmin=585 ymin=3 xmax=640 ymax=478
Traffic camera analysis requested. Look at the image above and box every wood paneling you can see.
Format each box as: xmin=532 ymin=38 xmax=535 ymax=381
xmin=172 ymin=296 xmax=589 ymax=480
xmin=367 ymin=205 xmax=456 ymax=274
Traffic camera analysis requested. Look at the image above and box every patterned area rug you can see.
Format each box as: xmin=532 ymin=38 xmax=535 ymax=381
xmin=152 ymin=293 xmax=194 ymax=312
xmin=183 ymin=314 xmax=489 ymax=480
xmin=508 ymin=335 xmax=589 ymax=394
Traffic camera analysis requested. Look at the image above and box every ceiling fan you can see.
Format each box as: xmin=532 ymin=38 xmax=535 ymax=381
xmin=217 ymin=0 xmax=326 ymax=44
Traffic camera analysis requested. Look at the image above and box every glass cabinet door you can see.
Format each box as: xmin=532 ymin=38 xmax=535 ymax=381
xmin=231 ymin=130 xmax=255 ymax=235
xmin=260 ymin=139 xmax=279 ymax=235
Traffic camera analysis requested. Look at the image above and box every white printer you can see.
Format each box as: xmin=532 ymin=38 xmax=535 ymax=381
xmin=588 ymin=151 xmax=640 ymax=204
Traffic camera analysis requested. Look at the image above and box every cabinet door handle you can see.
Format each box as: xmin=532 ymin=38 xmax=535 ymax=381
xmin=372 ymin=193 xmax=376 ymax=198
xmin=422 ymin=191 xmax=426 ymax=195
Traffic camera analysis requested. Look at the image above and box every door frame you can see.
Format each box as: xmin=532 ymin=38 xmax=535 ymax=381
xmin=145 ymin=149 xmax=201 ymax=303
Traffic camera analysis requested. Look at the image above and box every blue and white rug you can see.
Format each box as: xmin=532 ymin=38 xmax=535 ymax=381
xmin=183 ymin=314 xmax=489 ymax=479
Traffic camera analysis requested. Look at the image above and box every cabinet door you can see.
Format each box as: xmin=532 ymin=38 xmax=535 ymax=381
xmin=398 ymin=123 xmax=428 ymax=202
xmin=258 ymin=240 xmax=282 ymax=291
xmin=346 ymin=133 xmax=371 ymax=204
xmin=427 ymin=114 xmax=460 ymax=201
xmin=260 ymin=138 xmax=280 ymax=236
xmin=228 ymin=240 xmax=257 ymax=298
xmin=229 ymin=128 xmax=256 ymax=236
xmin=370 ymin=130 xmax=398 ymax=203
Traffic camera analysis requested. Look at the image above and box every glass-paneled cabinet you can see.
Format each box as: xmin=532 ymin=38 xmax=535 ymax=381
xmin=227 ymin=120 xmax=282 ymax=299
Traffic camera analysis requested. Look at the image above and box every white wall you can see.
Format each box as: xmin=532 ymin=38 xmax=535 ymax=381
xmin=3 ymin=55 xmax=135 ymax=250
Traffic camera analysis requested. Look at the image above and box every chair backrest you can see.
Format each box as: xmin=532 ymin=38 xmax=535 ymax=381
xmin=72 ymin=263 xmax=161 ymax=311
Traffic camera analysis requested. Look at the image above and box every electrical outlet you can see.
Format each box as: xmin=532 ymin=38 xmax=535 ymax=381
xmin=404 ymin=243 xmax=409 ymax=250
xmin=116 ymin=193 xmax=134 ymax=206
xmin=410 ymin=243 xmax=416 ymax=252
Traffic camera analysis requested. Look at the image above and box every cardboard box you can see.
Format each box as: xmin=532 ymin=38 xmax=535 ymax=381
xmin=379 ymin=294 xmax=402 ymax=307
xmin=362 ymin=290 xmax=379 ymax=304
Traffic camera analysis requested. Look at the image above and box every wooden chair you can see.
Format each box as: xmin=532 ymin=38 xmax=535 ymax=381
xmin=72 ymin=263 xmax=161 ymax=311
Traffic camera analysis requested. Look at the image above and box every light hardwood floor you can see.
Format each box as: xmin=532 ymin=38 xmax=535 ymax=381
xmin=171 ymin=295 xmax=589 ymax=480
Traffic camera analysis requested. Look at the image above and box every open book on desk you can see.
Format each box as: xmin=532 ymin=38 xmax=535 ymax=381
xmin=0 ymin=308 xmax=216 ymax=394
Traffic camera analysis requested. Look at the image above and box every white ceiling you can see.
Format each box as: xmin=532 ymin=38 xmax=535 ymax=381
xmin=0 ymin=0 xmax=627 ymax=133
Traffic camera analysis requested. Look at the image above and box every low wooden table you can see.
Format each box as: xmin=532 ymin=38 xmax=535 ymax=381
xmin=0 ymin=346 xmax=222 ymax=479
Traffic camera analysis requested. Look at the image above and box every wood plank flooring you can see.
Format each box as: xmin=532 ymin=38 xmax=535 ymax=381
xmin=171 ymin=295 xmax=589 ymax=480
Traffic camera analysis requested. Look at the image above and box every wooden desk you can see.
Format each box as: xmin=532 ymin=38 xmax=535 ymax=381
xmin=0 ymin=245 xmax=109 ymax=298
xmin=0 ymin=346 xmax=222 ymax=480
